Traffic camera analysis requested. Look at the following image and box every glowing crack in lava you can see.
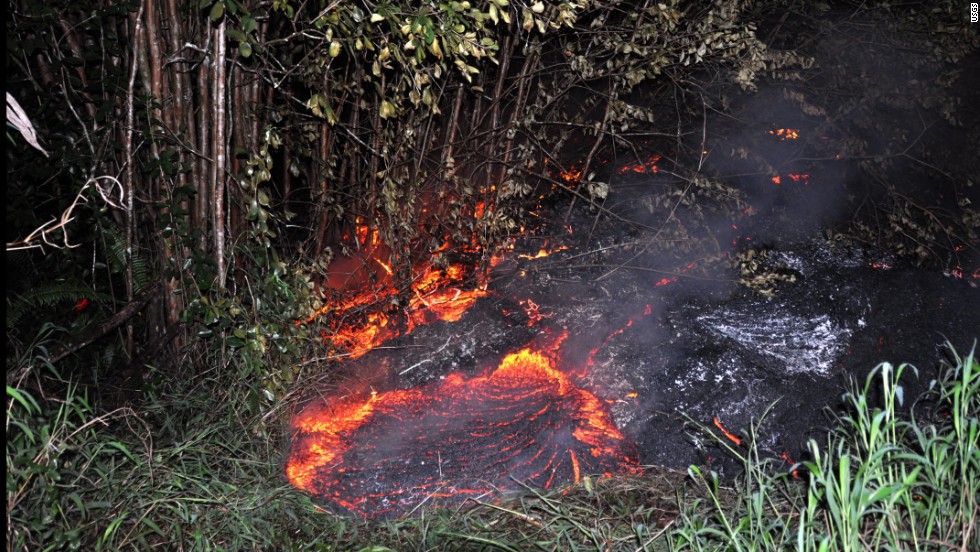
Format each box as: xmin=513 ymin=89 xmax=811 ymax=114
xmin=286 ymin=334 xmax=639 ymax=517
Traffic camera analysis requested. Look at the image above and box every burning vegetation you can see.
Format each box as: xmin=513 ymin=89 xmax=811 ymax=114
xmin=285 ymin=191 xmax=655 ymax=516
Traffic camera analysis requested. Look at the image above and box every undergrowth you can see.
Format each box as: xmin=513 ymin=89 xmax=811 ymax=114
xmin=7 ymin=335 xmax=977 ymax=550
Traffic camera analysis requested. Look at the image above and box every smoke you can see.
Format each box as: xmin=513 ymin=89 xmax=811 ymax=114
xmin=287 ymin=332 xmax=638 ymax=517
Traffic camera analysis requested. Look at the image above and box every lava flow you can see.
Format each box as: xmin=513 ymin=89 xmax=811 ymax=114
xmin=286 ymin=332 xmax=639 ymax=517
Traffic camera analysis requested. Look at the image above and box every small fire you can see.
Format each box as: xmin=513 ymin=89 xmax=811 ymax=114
xmin=300 ymin=259 xmax=490 ymax=360
xmin=617 ymin=154 xmax=661 ymax=175
xmin=653 ymin=261 xmax=697 ymax=287
xmin=772 ymin=173 xmax=809 ymax=185
xmin=518 ymin=245 xmax=569 ymax=260
xmin=544 ymin=157 xmax=586 ymax=184
xmin=769 ymin=128 xmax=800 ymax=140
xmin=287 ymin=332 xmax=640 ymax=517
xmin=780 ymin=451 xmax=800 ymax=478
xmin=712 ymin=416 xmax=742 ymax=446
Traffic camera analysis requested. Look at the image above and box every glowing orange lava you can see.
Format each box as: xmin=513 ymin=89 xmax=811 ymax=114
xmin=286 ymin=333 xmax=640 ymax=517
xmin=299 ymin=255 xmax=492 ymax=360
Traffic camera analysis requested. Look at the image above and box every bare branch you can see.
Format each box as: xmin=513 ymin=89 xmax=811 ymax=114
xmin=6 ymin=93 xmax=49 ymax=157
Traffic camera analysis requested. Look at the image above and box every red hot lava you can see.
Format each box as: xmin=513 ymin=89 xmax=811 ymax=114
xmin=286 ymin=332 xmax=639 ymax=517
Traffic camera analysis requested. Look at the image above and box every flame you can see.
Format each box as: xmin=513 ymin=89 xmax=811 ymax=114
xmin=772 ymin=173 xmax=809 ymax=186
xmin=780 ymin=451 xmax=800 ymax=478
xmin=287 ymin=332 xmax=639 ymax=516
xmin=769 ymin=128 xmax=800 ymax=140
xmin=518 ymin=245 xmax=569 ymax=260
xmin=712 ymin=416 xmax=742 ymax=446
xmin=544 ymin=157 xmax=585 ymax=184
xmin=299 ymin=258 xmax=490 ymax=360
xmin=617 ymin=154 xmax=661 ymax=175
xmin=653 ymin=261 xmax=697 ymax=288
xmin=559 ymin=166 xmax=584 ymax=184
xmin=353 ymin=217 xmax=381 ymax=247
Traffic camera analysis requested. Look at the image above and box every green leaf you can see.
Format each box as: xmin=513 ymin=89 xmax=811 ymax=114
xmin=242 ymin=15 xmax=256 ymax=33
xmin=105 ymin=441 xmax=138 ymax=463
xmin=209 ymin=1 xmax=224 ymax=20
xmin=7 ymin=386 xmax=39 ymax=414
xmin=239 ymin=41 xmax=252 ymax=57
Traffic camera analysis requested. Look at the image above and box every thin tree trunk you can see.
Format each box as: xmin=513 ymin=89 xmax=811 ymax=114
xmin=124 ymin=1 xmax=146 ymax=360
xmin=212 ymin=18 xmax=227 ymax=289
xmin=197 ymin=52 xmax=211 ymax=251
xmin=164 ymin=0 xmax=193 ymax=334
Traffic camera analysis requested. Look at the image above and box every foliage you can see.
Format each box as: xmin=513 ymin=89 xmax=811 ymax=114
xmin=7 ymin=1 xmax=978 ymax=550
xmin=8 ymin=336 xmax=976 ymax=550
xmin=6 ymin=327 xmax=327 ymax=551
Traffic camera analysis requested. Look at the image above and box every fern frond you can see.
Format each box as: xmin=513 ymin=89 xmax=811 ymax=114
xmin=103 ymin=223 xmax=155 ymax=294
xmin=6 ymin=281 xmax=114 ymax=330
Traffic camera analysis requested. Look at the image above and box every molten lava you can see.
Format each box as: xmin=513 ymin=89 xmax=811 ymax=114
xmin=286 ymin=333 xmax=640 ymax=517
xmin=299 ymin=252 xmax=495 ymax=360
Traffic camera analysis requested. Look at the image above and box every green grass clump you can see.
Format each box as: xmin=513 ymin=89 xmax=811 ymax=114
xmin=671 ymin=343 xmax=979 ymax=552
xmin=7 ymin=339 xmax=977 ymax=550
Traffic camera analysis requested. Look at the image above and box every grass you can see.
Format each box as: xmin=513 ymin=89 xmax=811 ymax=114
xmin=6 ymin=339 xmax=977 ymax=550
xmin=670 ymin=343 xmax=979 ymax=552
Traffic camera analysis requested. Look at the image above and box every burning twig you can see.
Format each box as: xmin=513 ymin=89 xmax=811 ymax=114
xmin=712 ymin=416 xmax=742 ymax=447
